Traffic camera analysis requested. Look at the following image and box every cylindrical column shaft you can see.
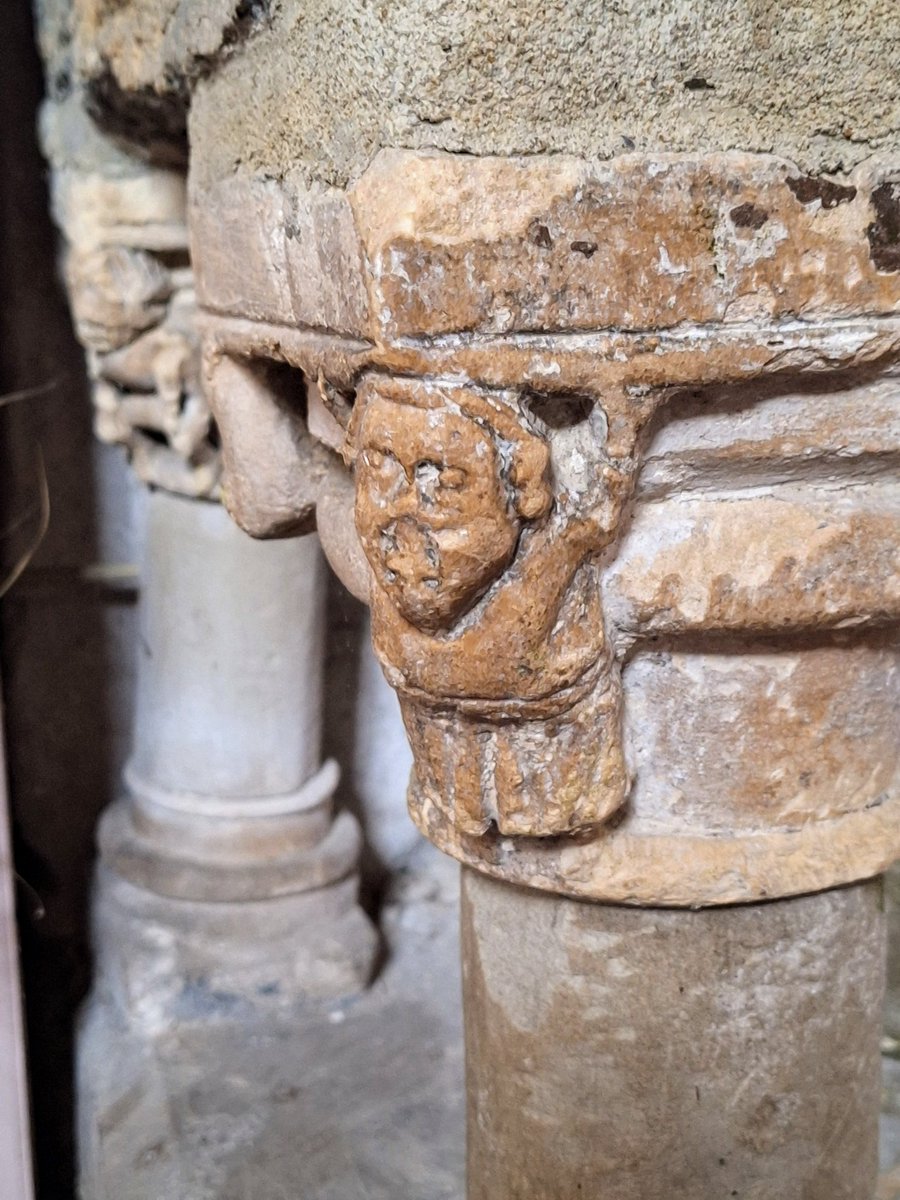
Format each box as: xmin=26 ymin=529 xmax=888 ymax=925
xmin=100 ymin=488 xmax=365 ymax=898
xmin=92 ymin=489 xmax=375 ymax=1017
xmin=132 ymin=488 xmax=323 ymax=801
xmin=462 ymin=868 xmax=884 ymax=1200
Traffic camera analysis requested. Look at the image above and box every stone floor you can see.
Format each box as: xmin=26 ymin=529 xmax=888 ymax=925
xmin=77 ymin=843 xmax=464 ymax=1200
xmin=76 ymin=845 xmax=900 ymax=1199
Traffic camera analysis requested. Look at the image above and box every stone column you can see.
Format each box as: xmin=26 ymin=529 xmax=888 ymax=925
xmin=68 ymin=0 xmax=900 ymax=1192
xmin=463 ymin=873 xmax=884 ymax=1200
xmin=192 ymin=150 xmax=900 ymax=1194
xmin=94 ymin=491 xmax=375 ymax=1016
xmin=35 ymin=18 xmax=376 ymax=1025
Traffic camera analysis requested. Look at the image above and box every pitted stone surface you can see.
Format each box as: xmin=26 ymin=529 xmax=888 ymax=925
xmin=193 ymin=150 xmax=900 ymax=347
xmin=183 ymin=0 xmax=900 ymax=189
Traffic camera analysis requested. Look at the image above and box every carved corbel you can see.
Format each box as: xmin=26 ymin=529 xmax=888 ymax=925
xmin=349 ymin=373 xmax=631 ymax=838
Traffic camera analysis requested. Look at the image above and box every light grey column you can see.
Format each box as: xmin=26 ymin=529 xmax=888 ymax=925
xmin=93 ymin=490 xmax=376 ymax=1021
xmin=0 ymin=684 xmax=34 ymax=1200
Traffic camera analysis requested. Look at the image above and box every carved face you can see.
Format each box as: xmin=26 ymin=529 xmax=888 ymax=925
xmin=355 ymin=395 xmax=522 ymax=633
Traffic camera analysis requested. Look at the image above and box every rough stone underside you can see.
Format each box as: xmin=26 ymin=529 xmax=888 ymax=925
xmin=185 ymin=0 xmax=900 ymax=189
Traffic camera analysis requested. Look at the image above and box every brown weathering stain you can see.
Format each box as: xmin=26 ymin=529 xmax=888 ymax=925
xmin=786 ymin=174 xmax=858 ymax=209
xmin=867 ymin=181 xmax=900 ymax=272
xmin=729 ymin=202 xmax=768 ymax=230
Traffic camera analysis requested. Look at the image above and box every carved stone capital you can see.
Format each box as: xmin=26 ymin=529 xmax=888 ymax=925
xmin=41 ymin=94 xmax=221 ymax=498
xmin=193 ymin=148 xmax=900 ymax=905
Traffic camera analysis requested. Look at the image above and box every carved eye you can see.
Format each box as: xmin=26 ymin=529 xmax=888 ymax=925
xmin=439 ymin=467 xmax=467 ymax=490
xmin=364 ymin=448 xmax=387 ymax=469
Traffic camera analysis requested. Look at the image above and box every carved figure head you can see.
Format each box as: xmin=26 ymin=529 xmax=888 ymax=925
xmin=353 ymin=379 xmax=551 ymax=634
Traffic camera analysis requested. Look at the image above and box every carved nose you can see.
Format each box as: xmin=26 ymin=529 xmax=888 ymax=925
xmin=389 ymin=474 xmax=418 ymax=516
